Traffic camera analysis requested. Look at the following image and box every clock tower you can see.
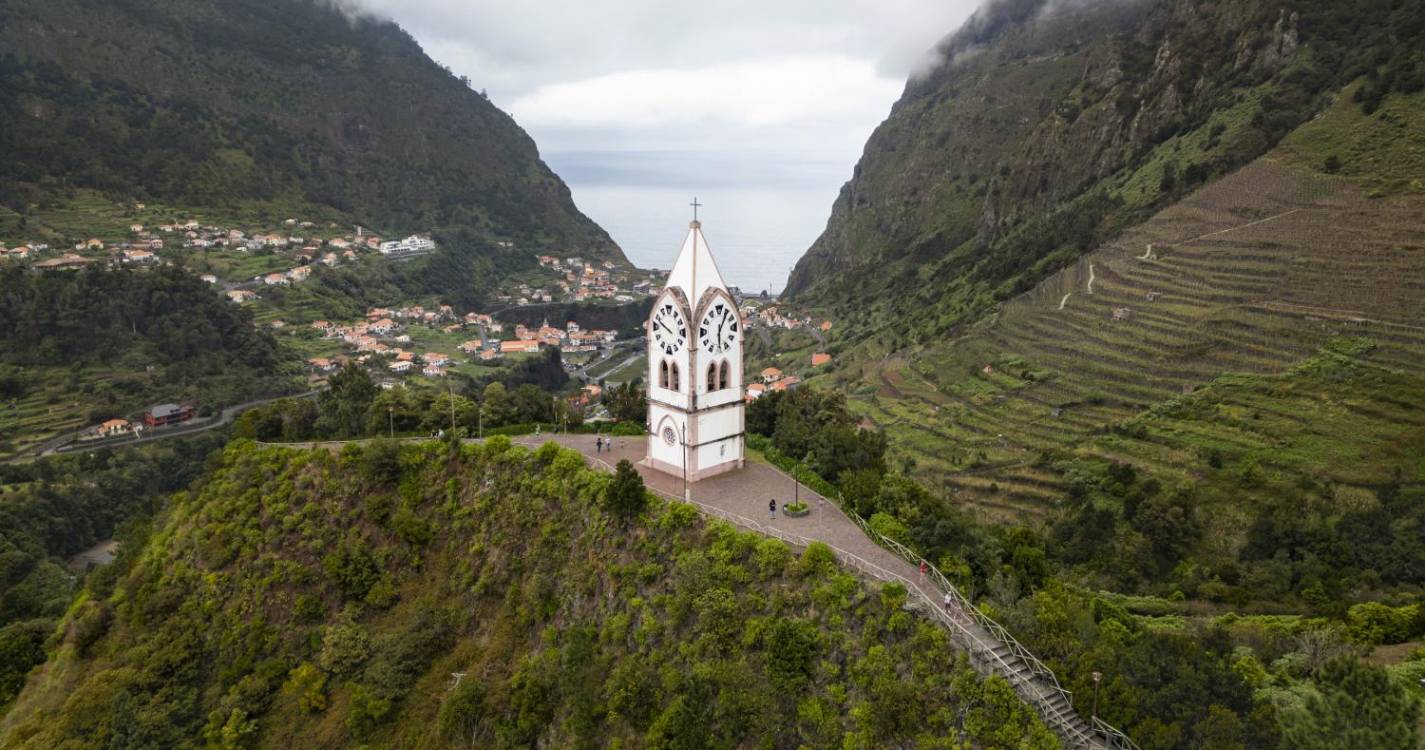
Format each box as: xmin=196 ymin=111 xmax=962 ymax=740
xmin=644 ymin=215 xmax=744 ymax=483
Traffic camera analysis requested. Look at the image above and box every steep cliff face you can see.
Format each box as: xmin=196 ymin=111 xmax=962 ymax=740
xmin=785 ymin=0 xmax=1411 ymax=340
xmin=0 ymin=0 xmax=621 ymax=259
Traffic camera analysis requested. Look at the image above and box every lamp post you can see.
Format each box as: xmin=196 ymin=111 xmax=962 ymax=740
xmin=387 ymin=406 xmax=393 ymax=438
xmin=1091 ymin=671 xmax=1102 ymax=721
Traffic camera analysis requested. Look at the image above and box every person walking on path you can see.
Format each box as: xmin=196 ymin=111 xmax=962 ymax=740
xmin=595 ymin=436 xmax=602 ymax=453
xmin=919 ymin=560 xmax=927 ymax=581
xmin=769 ymin=498 xmax=776 ymax=520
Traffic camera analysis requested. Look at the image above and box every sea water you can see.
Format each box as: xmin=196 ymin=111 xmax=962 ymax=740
xmin=547 ymin=149 xmax=850 ymax=296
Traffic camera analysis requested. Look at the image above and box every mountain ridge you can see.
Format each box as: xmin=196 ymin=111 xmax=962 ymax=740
xmin=786 ymin=0 xmax=1422 ymax=327
xmin=0 ymin=0 xmax=622 ymax=260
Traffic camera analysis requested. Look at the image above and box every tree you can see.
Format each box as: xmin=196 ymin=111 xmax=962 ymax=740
xmin=479 ymin=382 xmax=516 ymax=427
xmin=316 ymin=365 xmax=377 ymax=438
xmin=604 ymin=460 xmax=647 ymax=520
xmin=604 ymin=380 xmax=645 ymax=423
xmin=1280 ymin=657 xmax=1420 ymax=750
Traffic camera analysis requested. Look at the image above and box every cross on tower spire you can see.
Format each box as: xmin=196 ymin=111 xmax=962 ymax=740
xmin=689 ymin=197 xmax=702 ymax=224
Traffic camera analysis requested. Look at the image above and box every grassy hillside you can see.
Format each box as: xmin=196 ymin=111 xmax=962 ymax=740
xmin=811 ymin=81 xmax=1425 ymax=531
xmin=0 ymin=438 xmax=1060 ymax=749
xmin=0 ymin=0 xmax=620 ymax=260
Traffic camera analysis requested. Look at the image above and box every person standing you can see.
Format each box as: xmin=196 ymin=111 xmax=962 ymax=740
xmin=595 ymin=436 xmax=602 ymax=453
xmin=769 ymin=498 xmax=776 ymax=520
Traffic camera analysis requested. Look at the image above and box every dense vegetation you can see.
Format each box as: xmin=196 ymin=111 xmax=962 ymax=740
xmin=0 ymin=266 xmax=294 ymax=456
xmin=0 ymin=265 xmax=279 ymax=376
xmin=746 ymin=386 xmax=1424 ymax=750
xmin=235 ymin=351 xmax=586 ymax=442
xmin=0 ymin=439 xmax=1063 ymax=749
xmin=0 ymin=0 xmax=618 ymax=258
xmin=0 ymin=432 xmax=230 ymax=708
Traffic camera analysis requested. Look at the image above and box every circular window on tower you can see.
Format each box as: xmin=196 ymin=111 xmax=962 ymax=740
xmin=662 ymin=426 xmax=677 ymax=446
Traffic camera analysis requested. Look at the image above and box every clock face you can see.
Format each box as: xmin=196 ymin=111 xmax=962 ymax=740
xmin=699 ymin=301 xmax=738 ymax=354
xmin=651 ymin=302 xmax=687 ymax=356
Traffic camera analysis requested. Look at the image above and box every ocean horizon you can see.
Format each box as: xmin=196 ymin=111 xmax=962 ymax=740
xmin=546 ymin=148 xmax=852 ymax=295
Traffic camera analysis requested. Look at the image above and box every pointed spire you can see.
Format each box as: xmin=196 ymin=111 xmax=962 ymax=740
xmin=665 ymin=215 xmax=727 ymax=308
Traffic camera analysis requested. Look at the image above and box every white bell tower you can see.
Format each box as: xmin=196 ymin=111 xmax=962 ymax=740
xmin=644 ymin=207 xmax=744 ymax=483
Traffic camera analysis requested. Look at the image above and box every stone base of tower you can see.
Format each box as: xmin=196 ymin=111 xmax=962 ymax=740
xmin=642 ymin=452 xmax=744 ymax=484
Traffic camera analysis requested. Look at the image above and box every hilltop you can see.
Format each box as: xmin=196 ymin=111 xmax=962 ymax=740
xmin=0 ymin=439 xmax=1059 ymax=749
xmin=0 ymin=0 xmax=621 ymax=260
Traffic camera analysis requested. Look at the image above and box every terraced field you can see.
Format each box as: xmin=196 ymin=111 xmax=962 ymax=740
xmin=843 ymin=158 xmax=1425 ymax=521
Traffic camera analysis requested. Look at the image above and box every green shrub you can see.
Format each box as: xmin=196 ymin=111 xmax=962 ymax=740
xmin=604 ymin=460 xmax=648 ymax=520
xmin=1347 ymin=602 xmax=1419 ymax=645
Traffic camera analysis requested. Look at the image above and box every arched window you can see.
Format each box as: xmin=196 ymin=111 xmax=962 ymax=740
xmin=719 ymin=360 xmax=731 ymax=390
xmin=670 ymin=363 xmax=681 ymax=391
xmin=707 ymin=362 xmax=718 ymax=392
xmin=659 ymin=360 xmax=669 ymax=389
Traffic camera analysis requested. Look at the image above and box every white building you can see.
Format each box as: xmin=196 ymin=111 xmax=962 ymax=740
xmin=378 ymin=235 xmax=436 ymax=256
xmin=644 ymin=218 xmax=744 ymax=484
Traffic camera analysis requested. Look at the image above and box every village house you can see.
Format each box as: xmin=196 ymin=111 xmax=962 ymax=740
xmin=263 ymin=272 xmax=289 ymax=286
xmin=500 ymin=339 xmax=541 ymax=354
xmin=760 ymin=367 xmax=783 ymax=383
xmin=307 ymin=357 xmax=336 ymax=373
xmin=378 ymin=235 xmax=436 ymax=256
xmin=771 ymin=375 xmax=802 ymax=392
xmin=423 ymin=352 xmax=451 ymax=366
xmin=422 ymin=364 xmax=446 ymax=377
xmin=479 ymin=349 xmax=500 ymax=361
xmin=143 ymin=403 xmax=194 ymax=427
xmin=458 ymin=340 xmax=483 ymax=354
xmin=811 ymin=352 xmax=832 ymax=367
xmin=122 ymin=249 xmax=156 ymax=264
xmin=226 ymin=289 xmax=258 ymax=303
xmin=745 ymin=383 xmax=766 ymax=400
xmin=97 ymin=418 xmax=132 ymax=438
xmin=388 ymin=360 xmax=414 ymax=374
xmin=35 ymin=254 xmax=96 ymax=271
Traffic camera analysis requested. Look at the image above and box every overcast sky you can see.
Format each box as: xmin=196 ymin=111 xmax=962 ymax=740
xmin=346 ymin=0 xmax=982 ymax=159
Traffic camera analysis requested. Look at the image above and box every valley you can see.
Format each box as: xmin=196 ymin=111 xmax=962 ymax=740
xmin=2 ymin=0 xmax=1424 ymax=748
